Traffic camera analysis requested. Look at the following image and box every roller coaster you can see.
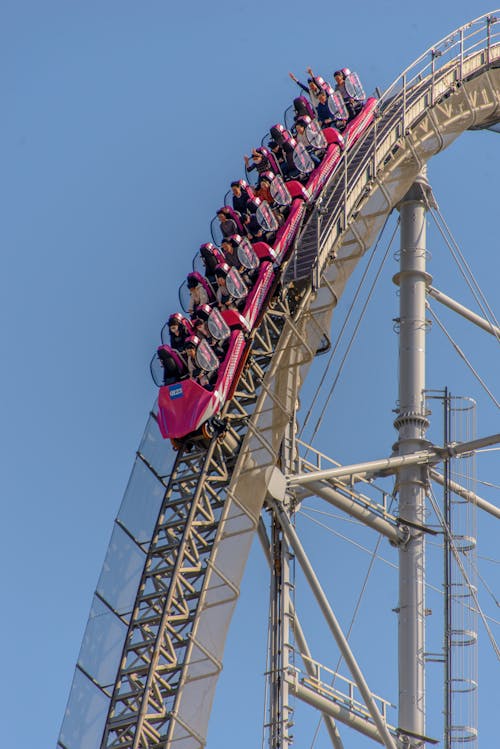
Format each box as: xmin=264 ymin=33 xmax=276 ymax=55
xmin=58 ymin=13 xmax=500 ymax=749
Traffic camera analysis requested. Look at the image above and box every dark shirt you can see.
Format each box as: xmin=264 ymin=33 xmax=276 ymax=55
xmin=160 ymin=353 xmax=182 ymax=385
xmin=294 ymin=79 xmax=311 ymax=97
xmin=244 ymin=213 xmax=264 ymax=240
xmin=316 ymin=100 xmax=333 ymax=128
xmin=220 ymin=217 xmax=238 ymax=238
xmin=247 ymin=154 xmax=272 ymax=176
xmin=335 ymin=83 xmax=363 ymax=120
xmin=222 ymin=247 xmax=238 ymax=267
xmin=232 ymin=192 xmax=250 ymax=215
xmin=170 ymin=330 xmax=188 ymax=351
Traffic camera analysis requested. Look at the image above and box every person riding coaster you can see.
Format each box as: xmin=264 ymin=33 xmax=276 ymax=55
xmin=245 ymin=146 xmax=283 ymax=182
xmin=293 ymin=117 xmax=326 ymax=166
xmin=293 ymin=95 xmax=316 ymax=121
xmin=214 ymin=262 xmax=248 ymax=311
xmin=258 ymin=169 xmax=310 ymax=208
xmin=229 ymin=179 xmax=255 ymax=218
xmin=152 ymin=345 xmax=187 ymax=387
xmin=183 ymin=334 xmax=219 ymax=390
xmin=192 ymin=289 xmax=251 ymax=334
xmin=215 ymin=206 xmax=246 ymax=239
xmin=195 ymin=243 xmax=226 ymax=287
xmin=242 ymin=196 xmax=280 ymax=244
xmin=161 ymin=312 xmax=194 ymax=350
xmin=225 ymin=234 xmax=261 ymax=285
xmin=270 ymin=124 xmax=316 ymax=179
xmin=179 ymin=271 xmax=215 ymax=317
xmin=191 ymin=303 xmax=231 ymax=361
xmin=334 ymin=69 xmax=365 ymax=120
xmin=288 ymin=67 xmax=333 ymax=106
xmin=314 ymin=75 xmax=335 ymax=97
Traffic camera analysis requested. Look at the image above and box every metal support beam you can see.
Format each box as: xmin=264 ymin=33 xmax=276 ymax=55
xmin=306 ymin=481 xmax=401 ymax=544
xmin=291 ymin=619 xmax=345 ymax=749
xmin=291 ymin=681 xmax=393 ymax=746
xmin=288 ymin=451 xmax=435 ymax=486
xmin=287 ymin=433 xmax=500 ymax=486
xmin=272 ymin=498 xmax=398 ymax=749
xmin=429 ymin=468 xmax=500 ymax=519
xmin=427 ymin=285 xmax=500 ymax=339
xmin=394 ymin=171 xmax=431 ymax=744
xmin=258 ymin=519 xmax=345 ymax=749
xmin=267 ymin=514 xmax=293 ymax=749
xmin=440 ymin=433 xmax=500 ymax=458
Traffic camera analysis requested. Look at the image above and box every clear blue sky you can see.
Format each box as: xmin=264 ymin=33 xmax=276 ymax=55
xmin=1 ymin=2 xmax=498 ymax=748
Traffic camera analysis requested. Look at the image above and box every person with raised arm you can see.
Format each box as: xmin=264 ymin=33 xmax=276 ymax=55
xmin=244 ymin=149 xmax=273 ymax=178
xmin=289 ymin=68 xmax=323 ymax=107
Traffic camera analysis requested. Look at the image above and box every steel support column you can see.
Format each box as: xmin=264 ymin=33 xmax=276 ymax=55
xmin=268 ymin=513 xmax=293 ymax=749
xmin=258 ymin=518 xmax=345 ymax=749
xmin=394 ymin=169 xmax=432 ymax=745
xmin=272 ymin=499 xmax=398 ymax=749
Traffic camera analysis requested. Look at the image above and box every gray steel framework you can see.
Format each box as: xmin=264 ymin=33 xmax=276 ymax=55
xmin=100 ymin=292 xmax=301 ymax=748
xmin=58 ymin=13 xmax=500 ymax=749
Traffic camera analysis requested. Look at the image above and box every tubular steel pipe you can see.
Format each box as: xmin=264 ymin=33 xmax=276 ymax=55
xmin=307 ymin=481 xmax=401 ymax=544
xmin=291 ymin=682 xmax=391 ymax=746
xmin=429 ymin=468 xmax=500 ymax=519
xmin=272 ymin=499 xmax=398 ymax=749
xmin=427 ymin=286 xmax=500 ymax=339
xmin=394 ymin=170 xmax=430 ymax=740
xmin=258 ymin=518 xmax=345 ymax=749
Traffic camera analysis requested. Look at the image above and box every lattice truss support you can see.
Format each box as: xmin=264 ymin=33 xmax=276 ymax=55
xmin=101 ymin=289 xmax=305 ymax=749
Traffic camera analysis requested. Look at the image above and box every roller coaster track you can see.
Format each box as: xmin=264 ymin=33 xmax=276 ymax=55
xmin=58 ymin=13 xmax=500 ymax=749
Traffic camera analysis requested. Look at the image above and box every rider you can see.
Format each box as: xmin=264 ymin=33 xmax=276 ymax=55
xmin=244 ymin=149 xmax=273 ymax=179
xmin=288 ymin=68 xmax=323 ymax=108
xmin=220 ymin=237 xmax=239 ymax=268
xmin=316 ymin=89 xmax=335 ymax=129
xmin=294 ymin=117 xmax=322 ymax=165
xmin=214 ymin=262 xmax=247 ymax=311
xmin=184 ymin=335 xmax=217 ymax=390
xmin=334 ymin=69 xmax=363 ymax=120
xmin=216 ymin=208 xmax=240 ymax=238
xmin=167 ymin=313 xmax=192 ymax=351
xmin=254 ymin=174 xmax=288 ymax=225
xmin=231 ymin=180 xmax=253 ymax=218
xmin=199 ymin=243 xmax=225 ymax=287
xmin=215 ymin=263 xmax=235 ymax=309
xmin=220 ymin=235 xmax=260 ymax=287
xmin=187 ymin=274 xmax=210 ymax=316
xmin=191 ymin=304 xmax=229 ymax=361
xmin=157 ymin=346 xmax=185 ymax=385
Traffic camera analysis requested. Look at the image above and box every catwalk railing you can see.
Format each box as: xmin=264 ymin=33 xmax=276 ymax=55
xmin=286 ymin=12 xmax=500 ymax=285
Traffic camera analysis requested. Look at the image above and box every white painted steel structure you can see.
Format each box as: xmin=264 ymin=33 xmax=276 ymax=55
xmin=58 ymin=13 xmax=500 ymax=749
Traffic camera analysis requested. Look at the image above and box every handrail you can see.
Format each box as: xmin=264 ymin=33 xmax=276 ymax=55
xmin=380 ymin=11 xmax=500 ymax=107
xmin=291 ymin=655 xmax=396 ymax=722
xmin=304 ymin=31 xmax=500 ymax=286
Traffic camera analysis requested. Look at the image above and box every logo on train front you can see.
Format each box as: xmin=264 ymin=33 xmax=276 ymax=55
xmin=169 ymin=384 xmax=183 ymax=400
